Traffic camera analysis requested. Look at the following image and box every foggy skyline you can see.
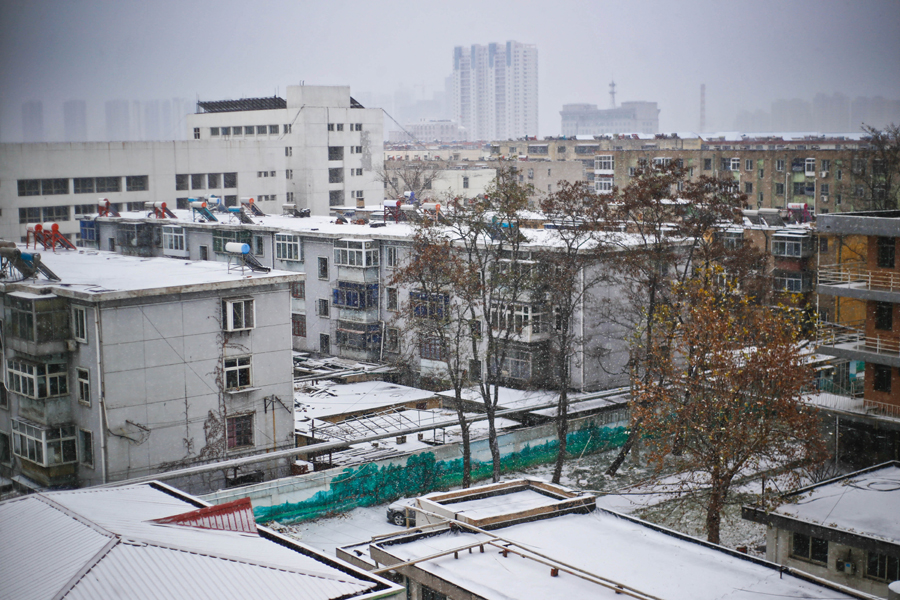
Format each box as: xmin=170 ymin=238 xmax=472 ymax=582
xmin=2 ymin=0 xmax=899 ymax=142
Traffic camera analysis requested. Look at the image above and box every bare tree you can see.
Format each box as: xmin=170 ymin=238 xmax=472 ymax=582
xmin=843 ymin=123 xmax=900 ymax=211
xmin=376 ymin=159 xmax=445 ymax=203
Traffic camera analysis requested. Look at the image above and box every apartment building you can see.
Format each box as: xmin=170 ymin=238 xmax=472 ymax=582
xmin=817 ymin=211 xmax=900 ymax=410
xmin=0 ymin=248 xmax=300 ymax=489
xmin=491 ymin=134 xmax=873 ymax=214
xmin=560 ymin=101 xmax=660 ymax=136
xmin=0 ymin=85 xmax=384 ymax=244
xmin=453 ymin=41 xmax=538 ymax=141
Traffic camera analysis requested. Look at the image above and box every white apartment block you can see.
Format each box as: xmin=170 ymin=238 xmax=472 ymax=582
xmin=453 ymin=41 xmax=538 ymax=141
xmin=0 ymin=86 xmax=384 ymax=244
xmin=0 ymin=250 xmax=300 ymax=489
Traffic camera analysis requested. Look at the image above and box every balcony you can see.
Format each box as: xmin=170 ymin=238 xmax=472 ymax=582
xmin=804 ymin=391 xmax=900 ymax=421
xmin=818 ymin=262 xmax=900 ymax=294
xmin=817 ymin=321 xmax=900 ymax=368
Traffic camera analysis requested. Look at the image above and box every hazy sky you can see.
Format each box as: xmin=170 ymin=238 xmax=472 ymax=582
xmin=2 ymin=0 xmax=899 ymax=140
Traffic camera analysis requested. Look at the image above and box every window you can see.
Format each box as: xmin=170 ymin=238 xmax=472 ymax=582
xmin=791 ymin=532 xmax=827 ymax=563
xmin=490 ymin=303 xmax=547 ymax=334
xmin=79 ymin=429 xmax=93 ymax=467
xmin=42 ymin=205 xmax=69 ymax=222
xmin=776 ymin=159 xmax=785 ymax=172
xmin=12 ymin=420 xmax=77 ymax=467
xmin=17 ymin=179 xmax=40 ymax=196
xmin=773 ymin=272 xmax=813 ymax=293
xmin=385 ymin=246 xmax=399 ymax=268
xmin=221 ymin=126 xmax=231 ymax=135
xmin=0 ymin=432 xmax=10 ymax=464
xmin=354 ymin=123 xmax=362 ymax=131
xmin=193 ymin=127 xmax=200 ymax=139
xmin=284 ymin=124 xmax=292 ymax=133
xmin=329 ymin=190 xmax=344 ymax=206
xmin=285 ymin=146 xmax=292 ymax=156
xmin=190 ymin=173 xmax=205 ymax=190
xmin=224 ymin=357 xmax=251 ymax=390
xmin=350 ymin=145 xmax=363 ymax=154
xmin=385 ymin=327 xmax=400 ymax=353
xmin=211 ymin=127 xmax=219 ymax=136
xmin=866 ymin=551 xmax=900 ymax=582
xmin=836 ymin=169 xmax=842 ymax=181
xmin=463 ymin=176 xmax=469 ymax=189
xmin=874 ymin=301 xmax=893 ymax=331
xmin=329 ymin=168 xmax=343 ymax=183
xmin=291 ymin=313 xmax=306 ymax=337
xmin=275 ymin=234 xmax=301 ymax=261
xmin=124 ymin=175 xmax=148 ymax=192
xmin=595 ymin=179 xmax=613 ymax=194
xmin=877 ymin=237 xmax=895 ymax=268
xmin=162 ymin=225 xmax=186 ymax=253
xmin=73 ymin=178 xmax=95 ymax=194
xmin=772 ymin=236 xmax=813 ymax=257
xmin=286 ymin=169 xmax=293 ymax=179
xmin=207 ymin=173 xmax=221 ymax=188
xmin=836 ymin=193 xmax=842 ymax=205
xmin=595 ymin=155 xmax=614 ymax=171
xmin=317 ymin=256 xmax=329 ymax=279
xmin=333 ymin=282 xmax=378 ymax=309
xmin=422 ymin=586 xmax=447 ymax=600
xmin=41 ymin=179 xmax=69 ymax=195
xmin=224 ymin=172 xmax=237 ymax=188
xmin=328 ymin=123 xmax=335 ymax=131
xmin=411 ymin=291 xmax=449 ymax=319
xmin=319 ymin=333 xmax=330 ymax=354
xmin=252 ymin=125 xmax=264 ymax=135
xmin=819 ymin=238 xmax=828 ymax=252
xmin=873 ymin=364 xmax=892 ymax=394
xmin=334 ymin=239 xmax=378 ymax=267
xmin=351 ymin=168 xmax=362 ymax=176
xmin=336 ymin=123 xmax=344 ymax=131
xmin=212 ymin=230 xmax=251 ymax=254
xmin=496 ymin=348 xmax=532 ymax=380
xmin=317 ymin=298 xmax=330 ymax=317
xmin=76 ymin=368 xmax=90 ymax=406
xmin=266 ymin=124 xmax=277 ymax=134
xmin=744 ymin=182 xmax=753 ymax=194
xmin=222 ymin=298 xmax=254 ymax=331
xmin=419 ymin=336 xmax=447 ymax=361
xmin=758 ymin=168 xmax=764 ymax=179
xmin=7 ymin=360 xmax=68 ymax=399
xmin=386 ymin=287 xmax=398 ymax=311
xmin=328 ymin=146 xmax=344 ymax=160
xmin=175 ymin=174 xmax=189 ymax=190
xmin=730 ymin=158 xmax=740 ymax=171
xmin=226 ymin=413 xmax=253 ymax=449
xmin=821 ymin=183 xmax=829 ymax=195
xmin=253 ymin=236 xmax=264 ymax=256
xmin=291 ymin=281 xmax=305 ymax=299
xmin=805 ymin=158 xmax=816 ymax=175
xmin=72 ymin=306 xmax=87 ymax=342
xmin=745 ymin=159 xmax=753 ymax=171
xmin=96 ymin=177 xmax=120 ymax=193
xmin=703 ymin=158 xmax=712 ymax=171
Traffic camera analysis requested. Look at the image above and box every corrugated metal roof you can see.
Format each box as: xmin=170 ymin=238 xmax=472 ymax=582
xmin=0 ymin=483 xmax=388 ymax=600
xmin=197 ymin=97 xmax=286 ymax=113
xmin=149 ymin=497 xmax=258 ymax=534
xmin=0 ymin=496 xmax=112 ymax=600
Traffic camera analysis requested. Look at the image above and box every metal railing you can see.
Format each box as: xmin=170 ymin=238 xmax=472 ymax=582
xmin=817 ymin=321 xmax=900 ymax=356
xmin=863 ymin=399 xmax=900 ymax=420
xmin=818 ymin=262 xmax=900 ymax=292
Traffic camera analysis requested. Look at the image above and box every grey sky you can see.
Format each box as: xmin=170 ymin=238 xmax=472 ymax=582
xmin=2 ymin=0 xmax=898 ymax=140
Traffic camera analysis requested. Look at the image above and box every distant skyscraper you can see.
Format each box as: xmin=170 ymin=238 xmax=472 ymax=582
xmin=105 ymin=99 xmax=131 ymax=140
xmin=22 ymin=101 xmax=44 ymax=142
xmin=143 ymin=100 xmax=161 ymax=140
xmin=453 ymin=41 xmax=538 ymax=141
xmin=63 ymin=100 xmax=87 ymax=141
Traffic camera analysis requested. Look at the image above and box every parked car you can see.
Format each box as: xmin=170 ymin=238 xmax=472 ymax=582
xmin=386 ymin=499 xmax=417 ymax=527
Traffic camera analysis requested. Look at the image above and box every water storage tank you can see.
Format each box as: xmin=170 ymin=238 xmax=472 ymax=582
xmin=225 ymin=242 xmax=250 ymax=254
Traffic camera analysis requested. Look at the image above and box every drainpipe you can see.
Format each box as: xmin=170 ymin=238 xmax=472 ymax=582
xmin=93 ymin=306 xmax=108 ymax=484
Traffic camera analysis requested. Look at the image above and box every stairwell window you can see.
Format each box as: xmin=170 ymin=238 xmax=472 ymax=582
xmin=76 ymin=368 xmax=90 ymax=406
xmin=224 ymin=357 xmax=252 ymax=390
xmin=72 ymin=307 xmax=87 ymax=342
xmin=222 ymin=298 xmax=254 ymax=331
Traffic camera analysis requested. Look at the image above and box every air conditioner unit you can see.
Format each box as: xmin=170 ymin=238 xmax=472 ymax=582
xmin=820 ymin=171 xmax=829 ymax=178
xmin=821 ymin=195 xmax=829 ymax=203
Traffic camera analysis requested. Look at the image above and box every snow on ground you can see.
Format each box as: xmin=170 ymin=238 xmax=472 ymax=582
xmin=279 ymin=446 xmax=768 ymax=559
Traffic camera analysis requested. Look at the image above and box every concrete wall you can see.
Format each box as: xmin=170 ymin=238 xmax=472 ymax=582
xmin=201 ymin=408 xmax=628 ymax=523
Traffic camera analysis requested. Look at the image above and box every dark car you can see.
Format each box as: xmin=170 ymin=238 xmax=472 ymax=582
xmin=386 ymin=499 xmax=416 ymax=526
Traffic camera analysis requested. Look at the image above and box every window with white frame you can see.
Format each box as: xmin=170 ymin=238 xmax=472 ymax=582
xmin=12 ymin=420 xmax=77 ymax=466
xmin=162 ymin=225 xmax=186 ymax=253
xmin=385 ymin=246 xmax=399 ymax=268
xmin=776 ymin=159 xmax=785 ymax=172
xmin=79 ymin=429 xmax=93 ymax=467
xmin=745 ymin=159 xmax=753 ymax=171
xmin=222 ymin=298 xmax=254 ymax=331
xmin=496 ymin=348 xmax=532 ymax=380
xmin=72 ymin=306 xmax=87 ymax=342
xmin=317 ymin=298 xmax=330 ymax=317
xmin=594 ymin=178 xmax=613 ymax=194
xmin=76 ymin=368 xmax=90 ymax=406
xmin=7 ymin=360 xmax=68 ymax=399
xmin=223 ymin=356 xmax=251 ymax=390
xmin=653 ymin=157 xmax=672 ymax=169
xmin=334 ymin=239 xmax=379 ymax=267
xmin=730 ymin=158 xmax=741 ymax=171
xmin=805 ymin=158 xmax=816 ymax=175
xmin=595 ymin=155 xmax=614 ymax=171
xmin=226 ymin=413 xmax=254 ymax=449
xmin=275 ymin=234 xmax=301 ymax=261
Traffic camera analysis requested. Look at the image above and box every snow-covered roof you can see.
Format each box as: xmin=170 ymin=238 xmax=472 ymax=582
xmin=294 ymin=380 xmax=437 ymax=424
xmin=767 ymin=462 xmax=900 ymax=545
xmin=373 ymin=507 xmax=866 ymax=600
xmin=0 ymin=482 xmax=398 ymax=600
xmin=3 ymin=245 xmax=299 ymax=301
xmin=436 ymin=386 xmax=559 ymax=411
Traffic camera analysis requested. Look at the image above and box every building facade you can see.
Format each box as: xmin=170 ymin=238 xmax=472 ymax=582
xmin=560 ymin=101 xmax=660 ymax=136
xmin=453 ymin=41 xmax=538 ymax=141
xmin=0 ymin=85 xmax=385 ymax=243
xmin=0 ymin=250 xmax=300 ymax=489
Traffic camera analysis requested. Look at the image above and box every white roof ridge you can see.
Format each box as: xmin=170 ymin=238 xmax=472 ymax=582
xmin=32 ymin=493 xmax=117 ymax=539
xmin=49 ymin=537 xmax=120 ymax=600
